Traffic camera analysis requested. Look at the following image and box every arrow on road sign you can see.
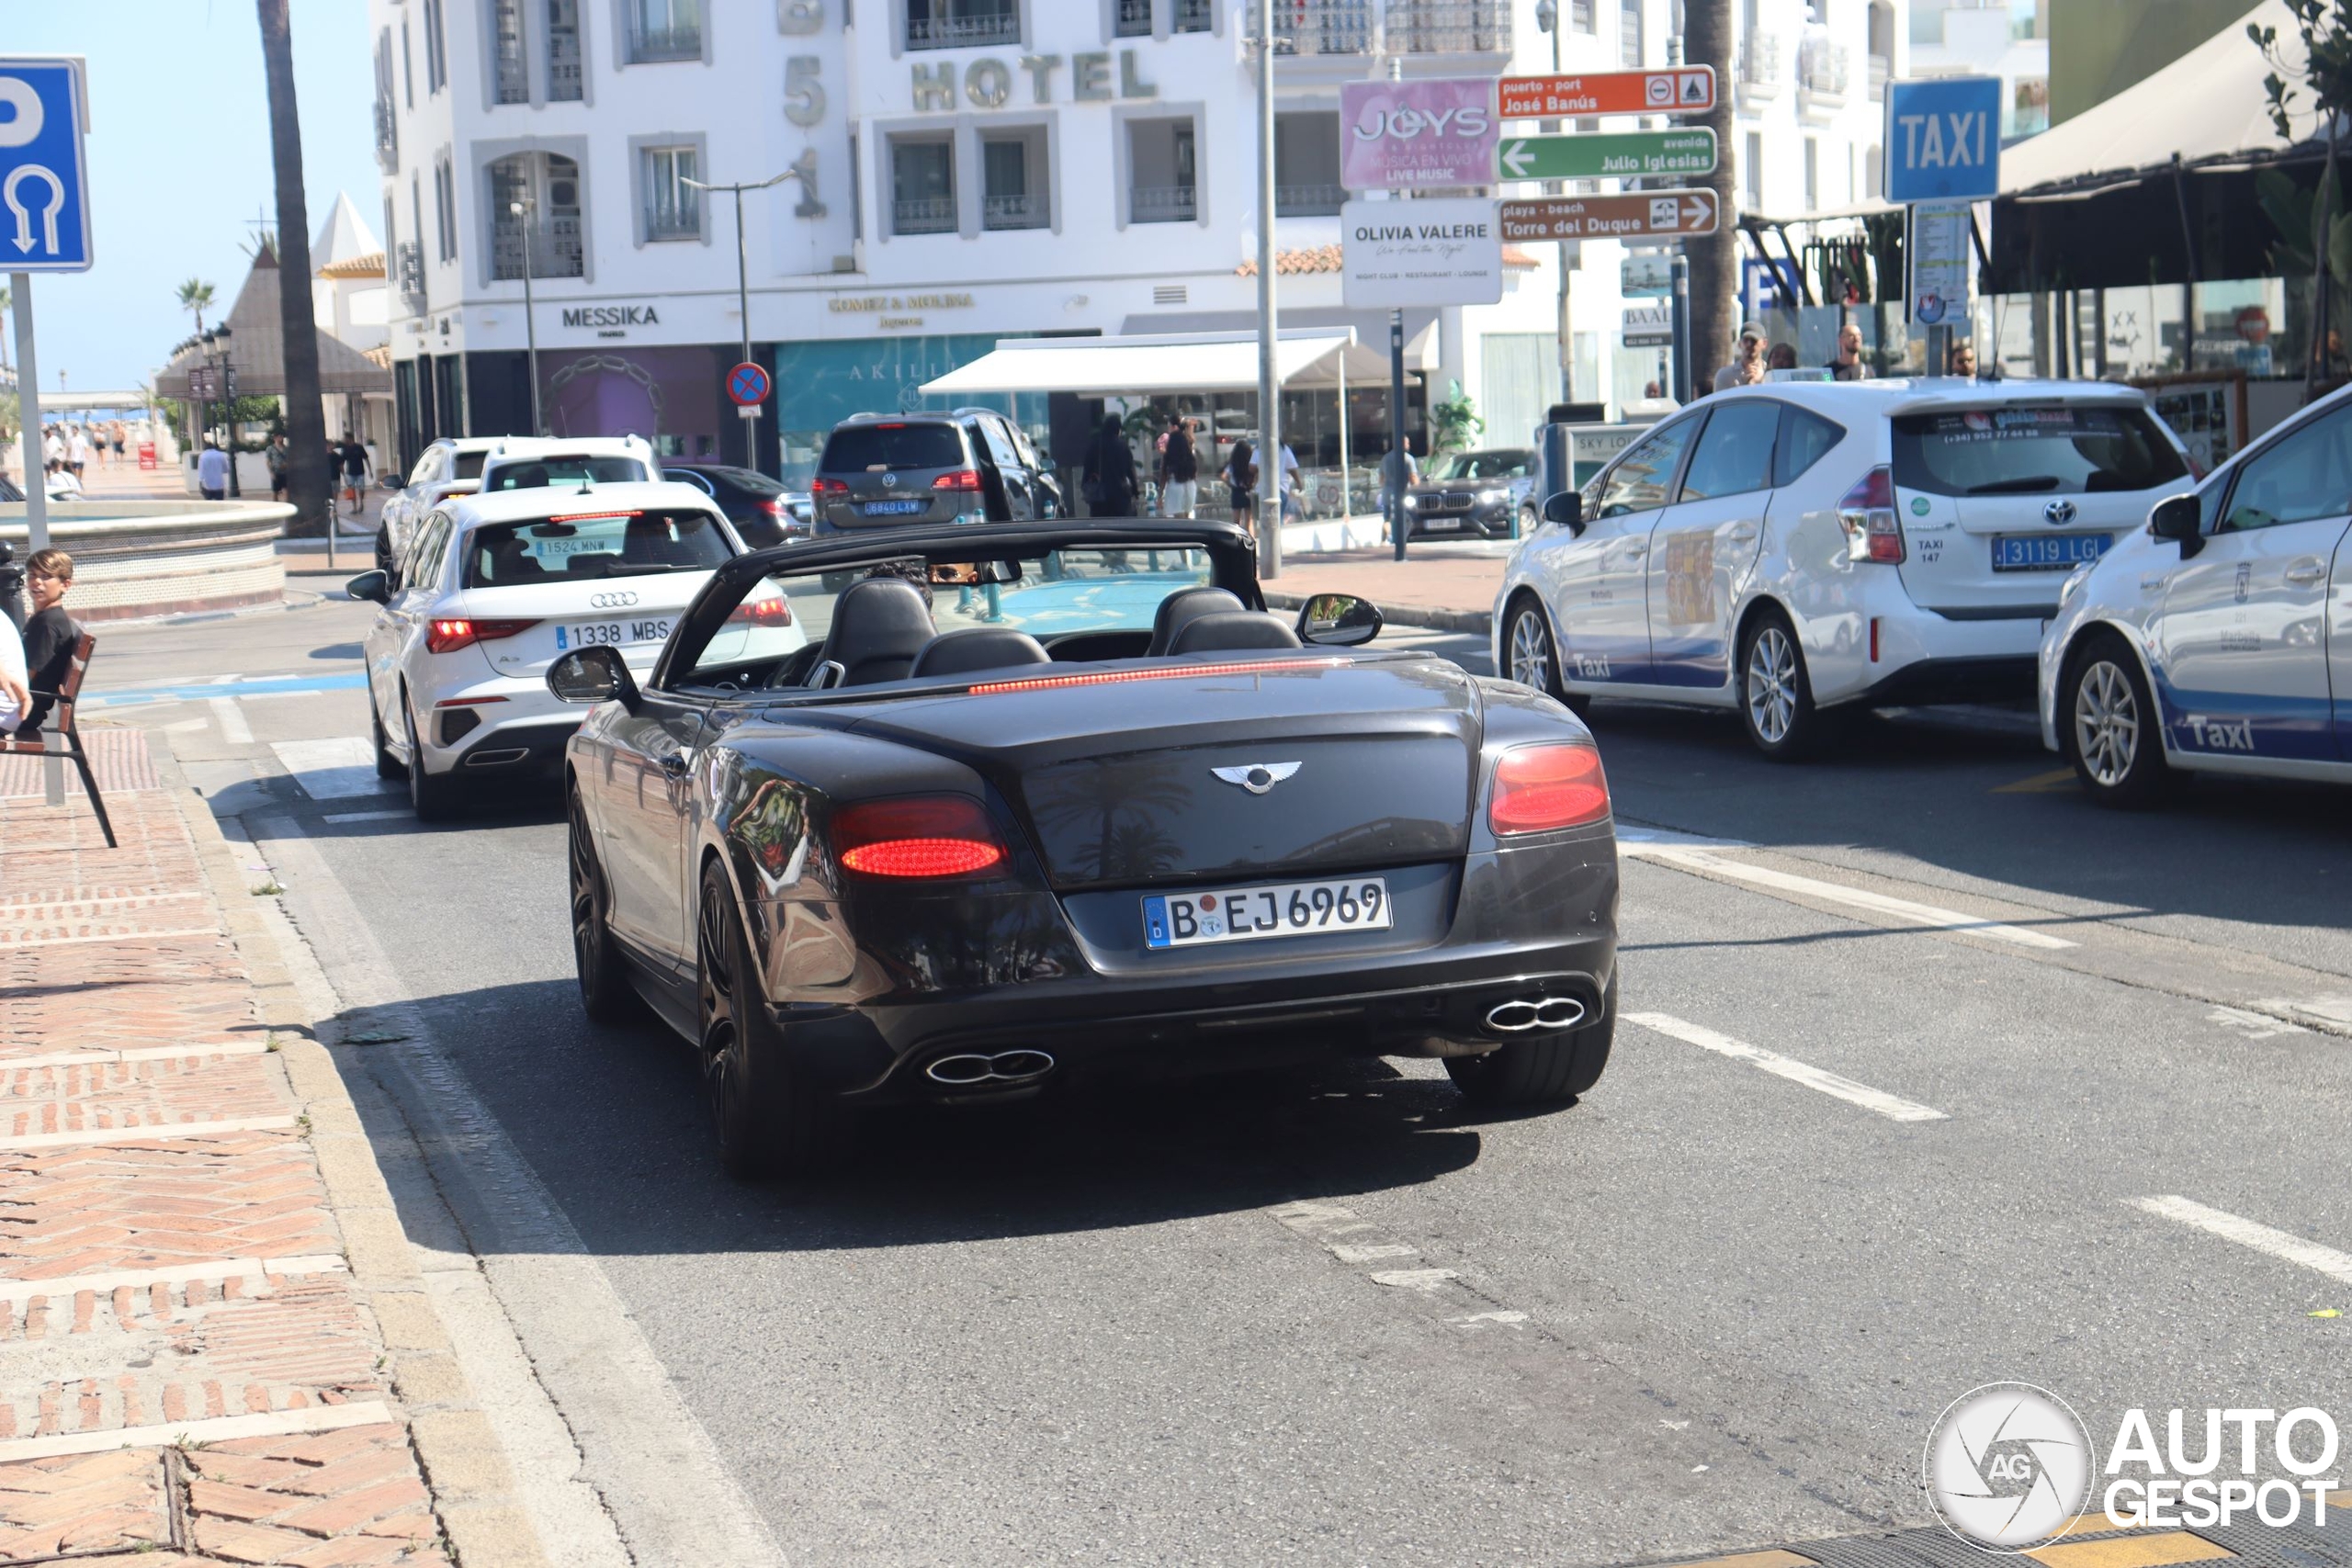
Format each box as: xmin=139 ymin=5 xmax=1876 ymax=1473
xmin=6 ymin=164 xmax=62 ymax=253
xmin=1492 ymin=129 xmax=1719 ymax=183
xmin=0 ymin=58 xmax=93 ymax=272
xmin=1498 ymin=190 xmax=1720 ymax=242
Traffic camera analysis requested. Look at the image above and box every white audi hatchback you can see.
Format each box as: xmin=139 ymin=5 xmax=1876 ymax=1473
xmin=1493 ymin=378 xmax=2196 ymax=757
xmin=352 ymin=482 xmax=800 ymax=819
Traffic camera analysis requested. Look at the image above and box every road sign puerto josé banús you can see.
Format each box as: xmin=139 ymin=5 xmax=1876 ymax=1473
xmin=1499 ymin=192 xmax=1718 ymax=243
xmin=727 ymin=360 xmax=773 ymax=407
xmin=1498 ymin=67 xmax=1715 ymax=119
xmin=1497 ymin=128 xmax=1718 ymax=182
xmin=0 ymin=56 xmax=93 ymax=272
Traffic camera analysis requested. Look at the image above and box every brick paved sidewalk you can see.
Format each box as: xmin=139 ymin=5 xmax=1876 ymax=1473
xmin=0 ymin=743 xmax=529 ymax=1564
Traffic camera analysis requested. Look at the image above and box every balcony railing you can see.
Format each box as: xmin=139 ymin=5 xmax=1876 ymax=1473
xmin=1174 ymin=0 xmax=1214 ymax=29
xmin=1737 ymin=28 xmax=1782 ymax=97
xmin=983 ymin=192 xmax=1047 ymax=230
xmin=373 ymin=97 xmax=398 ymax=168
xmin=905 ymin=10 xmax=1021 ymax=49
xmin=627 ymin=22 xmax=700 ymax=62
xmin=1797 ymin=37 xmax=1849 ymax=102
xmin=550 ymin=29 xmax=583 ymax=100
xmin=1276 ymin=183 xmax=1347 ymax=216
xmin=491 ymin=217 xmax=585 ymax=279
xmin=1132 ymin=185 xmax=1198 ymax=223
xmin=893 ymin=197 xmax=958 ymax=234
xmin=1866 ymin=51 xmax=1890 ymax=99
xmin=1116 ymin=0 xmax=1152 ymax=36
xmin=1260 ymin=0 xmax=1509 ymax=56
xmin=644 ymin=204 xmax=700 ymax=242
xmin=393 ymin=242 xmax=425 ymax=312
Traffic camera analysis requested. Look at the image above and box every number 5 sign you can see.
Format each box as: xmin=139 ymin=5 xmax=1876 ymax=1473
xmin=0 ymin=56 xmax=93 ymax=271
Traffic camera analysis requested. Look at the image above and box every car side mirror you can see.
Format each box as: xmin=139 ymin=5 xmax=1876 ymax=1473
xmin=345 ymin=570 xmax=390 ymax=604
xmin=548 ymin=647 xmax=640 ymax=708
xmin=1542 ymin=491 xmax=1585 ymax=535
xmin=1296 ymin=592 xmax=1383 ymax=648
xmin=2148 ymin=492 xmax=2204 ymax=558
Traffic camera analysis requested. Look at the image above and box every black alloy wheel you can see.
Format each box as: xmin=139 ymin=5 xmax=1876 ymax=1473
xmin=695 ymin=860 xmax=850 ymax=1180
xmin=401 ymin=692 xmax=459 ymax=822
xmin=1446 ymin=973 xmax=1617 ymax=1107
xmin=370 ymin=688 xmax=402 ymax=780
xmin=570 ymin=790 xmax=641 ymax=1023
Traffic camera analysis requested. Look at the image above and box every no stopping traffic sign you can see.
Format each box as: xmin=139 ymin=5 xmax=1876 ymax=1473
xmin=727 ymin=361 xmax=772 ymax=407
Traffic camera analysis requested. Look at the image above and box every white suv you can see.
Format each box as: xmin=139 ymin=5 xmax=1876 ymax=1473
xmin=1493 ymin=378 xmax=2196 ymax=757
xmin=475 ymin=435 xmax=655 ymax=495
xmin=352 ymin=481 xmax=799 ymax=820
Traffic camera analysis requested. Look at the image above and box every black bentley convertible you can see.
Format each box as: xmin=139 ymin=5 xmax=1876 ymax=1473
xmin=548 ymin=520 xmax=1619 ymax=1177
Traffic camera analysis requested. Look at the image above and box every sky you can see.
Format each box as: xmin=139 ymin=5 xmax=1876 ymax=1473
xmin=6 ymin=1 xmax=379 ymax=395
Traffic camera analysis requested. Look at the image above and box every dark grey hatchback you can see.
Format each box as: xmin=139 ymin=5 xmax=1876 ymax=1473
xmin=809 ymin=409 xmax=1061 ymax=536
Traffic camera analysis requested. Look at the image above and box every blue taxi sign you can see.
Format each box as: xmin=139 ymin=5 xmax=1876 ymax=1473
xmin=1883 ymin=76 xmax=2001 ymax=206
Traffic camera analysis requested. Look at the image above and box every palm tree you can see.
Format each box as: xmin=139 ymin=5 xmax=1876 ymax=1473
xmin=175 ymin=277 xmax=216 ymax=337
xmin=257 ymin=0 xmax=331 ymax=533
xmin=1684 ymin=0 xmax=1736 ymax=394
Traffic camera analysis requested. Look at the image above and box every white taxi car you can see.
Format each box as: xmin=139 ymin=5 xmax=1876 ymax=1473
xmin=1494 ymin=378 xmax=2196 ymax=757
xmin=2041 ymin=381 xmax=2352 ymax=806
xmin=351 ymin=481 xmax=801 ymax=819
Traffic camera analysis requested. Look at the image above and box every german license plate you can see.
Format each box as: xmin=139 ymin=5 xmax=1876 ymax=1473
xmin=557 ymin=618 xmax=671 ymax=651
xmin=1993 ymin=533 xmax=2110 ymax=571
xmin=1142 ymin=876 xmax=1392 ymax=950
xmin=862 ymin=499 xmax=925 ymax=515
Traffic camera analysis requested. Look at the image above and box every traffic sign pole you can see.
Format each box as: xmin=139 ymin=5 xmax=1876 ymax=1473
xmin=11 ymin=274 xmax=45 ymax=552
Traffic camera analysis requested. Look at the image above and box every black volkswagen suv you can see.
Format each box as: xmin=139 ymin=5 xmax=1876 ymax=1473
xmin=809 ymin=408 xmax=1061 ymax=536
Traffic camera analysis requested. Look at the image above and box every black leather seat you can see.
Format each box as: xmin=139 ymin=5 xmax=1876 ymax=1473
xmin=1146 ymin=586 xmax=1244 ymax=656
xmin=809 ymin=577 xmax=937 ymax=685
xmin=1167 ymin=612 xmax=1304 ymax=655
xmin=908 ymin=626 xmax=1052 ymax=679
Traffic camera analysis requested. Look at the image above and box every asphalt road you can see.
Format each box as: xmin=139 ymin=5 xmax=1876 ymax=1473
xmin=77 ymin=571 xmax=2352 ymax=1566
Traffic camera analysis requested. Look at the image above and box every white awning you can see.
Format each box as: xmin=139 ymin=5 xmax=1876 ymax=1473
xmin=2001 ymin=0 xmax=2318 ymax=199
xmin=918 ymin=330 xmax=1395 ymax=399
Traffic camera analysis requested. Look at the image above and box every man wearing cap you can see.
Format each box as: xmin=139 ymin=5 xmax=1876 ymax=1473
xmin=1713 ymin=321 xmax=1769 ymax=392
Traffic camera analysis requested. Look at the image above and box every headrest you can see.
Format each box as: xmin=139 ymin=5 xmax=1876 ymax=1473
xmin=1147 ymin=586 xmax=1244 ymax=656
xmin=1167 ymin=612 xmax=1305 ymax=655
xmin=908 ymin=626 xmax=1053 ymax=679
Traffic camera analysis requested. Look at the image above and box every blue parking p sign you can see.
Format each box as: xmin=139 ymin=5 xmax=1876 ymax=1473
xmin=0 ymin=57 xmax=93 ymax=272
xmin=1883 ymin=76 xmax=2001 ymax=206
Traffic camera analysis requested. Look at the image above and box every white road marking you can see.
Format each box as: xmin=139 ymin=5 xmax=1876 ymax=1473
xmin=1623 ymin=844 xmax=2076 ymax=950
xmin=0 ymin=1253 xmax=347 ymax=1305
xmin=208 ymin=696 xmax=254 ymax=744
xmin=0 ymin=1114 xmax=299 ymax=1153
xmin=2208 ymin=1006 xmax=2311 ymax=1041
xmin=271 ymin=737 xmax=391 ymax=801
xmin=1369 ymin=1268 xmax=1461 ymax=1290
xmin=2252 ymin=995 xmax=2352 ymax=1033
xmin=2133 ymin=1196 xmax=2352 ymax=1286
xmin=0 ymin=1401 xmax=393 ymax=1464
xmin=322 ymin=808 xmax=410 ymax=825
xmin=1448 ymin=1311 xmax=1529 ymax=1325
xmin=1615 ymin=823 xmax=1750 ymax=848
xmin=163 ymin=717 xmax=209 ymax=733
xmin=1627 ymin=1011 xmax=1951 ymax=1123
xmin=1329 ymin=1243 xmax=1420 ymax=1264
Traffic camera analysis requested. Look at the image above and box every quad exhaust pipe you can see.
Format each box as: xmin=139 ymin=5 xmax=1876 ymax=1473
xmin=1483 ymin=996 xmax=1587 ymax=1034
xmin=924 ymin=1049 xmax=1057 ymax=1088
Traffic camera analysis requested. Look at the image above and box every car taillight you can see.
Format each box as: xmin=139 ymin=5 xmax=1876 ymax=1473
xmin=425 ymin=617 xmax=538 ymax=654
xmin=933 ymin=469 xmax=983 ymax=491
xmin=809 ymin=477 xmax=849 ymax=494
xmin=832 ymin=796 xmax=1006 ymax=878
xmin=1488 ymin=744 xmax=1611 ymax=836
xmin=1838 ymin=466 xmax=1905 ymax=564
xmin=753 ymin=497 xmax=783 ymax=515
xmin=727 ymin=594 xmax=793 ymax=626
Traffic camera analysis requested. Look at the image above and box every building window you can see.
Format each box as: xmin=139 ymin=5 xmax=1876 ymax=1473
xmin=548 ymin=0 xmax=583 ymax=100
xmin=424 ymin=0 xmax=448 ymax=92
xmin=1128 ymin=118 xmax=1197 ymax=223
xmin=491 ymin=152 xmax=585 ymax=278
xmin=492 ymin=0 xmax=528 ymax=104
xmin=627 ymin=0 xmax=702 ymax=62
xmin=1744 ymin=130 xmax=1763 ymax=209
xmin=1619 ymin=0 xmax=1643 ymax=66
xmin=372 ymin=30 xmax=398 ymax=169
xmin=1173 ymin=0 xmax=1212 ymax=31
xmin=980 ymin=130 xmax=1048 ymax=230
xmin=889 ymin=137 xmax=956 ymax=235
xmin=643 ymin=145 xmax=701 ymax=241
xmin=908 ymin=0 xmax=1020 ymax=51
xmin=1803 ymin=137 xmax=1818 ymax=212
xmin=1274 ymin=111 xmax=1344 ymax=216
xmin=1571 ymin=0 xmax=1595 ymax=29
xmin=401 ymin=17 xmax=413 ymax=107
xmin=849 ymin=131 xmax=863 ymax=242
xmin=434 ymin=156 xmax=458 ymax=262
xmin=1115 ymin=0 xmax=1151 ymax=38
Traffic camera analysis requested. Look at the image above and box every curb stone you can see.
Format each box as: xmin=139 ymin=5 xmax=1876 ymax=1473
xmin=154 ymin=736 xmax=553 ymax=1568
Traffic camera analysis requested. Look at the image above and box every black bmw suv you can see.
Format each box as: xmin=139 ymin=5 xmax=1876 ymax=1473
xmin=810 ymin=408 xmax=1061 ymax=536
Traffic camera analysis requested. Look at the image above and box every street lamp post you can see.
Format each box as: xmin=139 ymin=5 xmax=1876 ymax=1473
xmin=684 ymin=169 xmax=797 ymax=476
xmin=1253 ymin=0 xmax=1282 ymax=579
xmin=1534 ymin=0 xmax=1576 ymax=406
xmin=510 ymin=200 xmax=543 ymax=435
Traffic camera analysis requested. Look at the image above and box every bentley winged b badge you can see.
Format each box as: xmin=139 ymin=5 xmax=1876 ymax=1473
xmin=1211 ymin=762 xmax=1302 ymax=795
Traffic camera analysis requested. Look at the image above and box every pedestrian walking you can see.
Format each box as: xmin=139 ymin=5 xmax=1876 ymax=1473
xmin=1081 ymin=413 xmax=1137 ymax=518
xmin=43 ymin=460 xmax=82 ymax=501
xmin=66 ymin=424 xmax=93 ymax=479
xmin=15 ymin=548 xmax=78 ymax=739
xmin=1713 ymin=321 xmax=1770 ymax=391
xmin=1161 ymin=414 xmax=1199 ymax=519
xmin=336 ymin=434 xmax=373 ymax=517
xmin=1377 ymin=436 xmax=1419 ymax=523
xmin=1826 ymin=320 xmax=1872 ymax=381
xmin=1226 ymin=438 xmax=1257 ymax=532
xmin=109 ymin=420 xmax=127 ymax=464
xmin=1767 ymin=342 xmax=1799 ymax=371
xmin=196 ymin=438 xmax=230 ymax=501
xmin=267 ymin=434 xmax=289 ymax=502
xmin=41 ymin=424 xmax=64 ymax=471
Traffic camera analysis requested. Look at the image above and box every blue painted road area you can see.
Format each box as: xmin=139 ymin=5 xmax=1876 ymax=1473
xmin=83 ymin=671 xmax=369 ymax=708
